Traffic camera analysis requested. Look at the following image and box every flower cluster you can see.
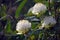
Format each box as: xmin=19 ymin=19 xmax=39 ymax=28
xmin=16 ymin=2 xmax=57 ymax=34
xmin=40 ymin=16 xmax=56 ymax=29
xmin=16 ymin=20 xmax=31 ymax=34
xmin=28 ymin=3 xmax=47 ymax=15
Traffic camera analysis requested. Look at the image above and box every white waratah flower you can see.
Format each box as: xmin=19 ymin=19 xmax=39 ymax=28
xmin=39 ymin=16 xmax=56 ymax=29
xmin=16 ymin=20 xmax=31 ymax=34
xmin=28 ymin=3 xmax=47 ymax=15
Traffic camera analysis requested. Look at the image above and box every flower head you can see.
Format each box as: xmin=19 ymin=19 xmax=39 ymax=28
xmin=28 ymin=3 xmax=47 ymax=15
xmin=16 ymin=20 xmax=31 ymax=34
xmin=39 ymin=16 xmax=56 ymax=29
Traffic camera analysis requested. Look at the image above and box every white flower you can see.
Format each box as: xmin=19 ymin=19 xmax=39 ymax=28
xmin=40 ymin=16 xmax=56 ymax=29
xmin=16 ymin=20 xmax=31 ymax=34
xmin=28 ymin=3 xmax=47 ymax=15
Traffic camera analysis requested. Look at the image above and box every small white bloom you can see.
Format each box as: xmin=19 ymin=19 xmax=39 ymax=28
xmin=32 ymin=3 xmax=47 ymax=14
xmin=16 ymin=20 xmax=31 ymax=34
xmin=28 ymin=3 xmax=47 ymax=15
xmin=40 ymin=16 xmax=56 ymax=29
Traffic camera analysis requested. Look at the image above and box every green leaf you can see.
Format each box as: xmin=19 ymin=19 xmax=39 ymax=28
xmin=39 ymin=32 xmax=43 ymax=39
xmin=5 ymin=20 xmax=12 ymax=34
xmin=15 ymin=0 xmax=27 ymax=18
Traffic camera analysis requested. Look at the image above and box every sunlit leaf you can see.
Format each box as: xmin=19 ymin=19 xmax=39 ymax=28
xmin=15 ymin=0 xmax=27 ymax=18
